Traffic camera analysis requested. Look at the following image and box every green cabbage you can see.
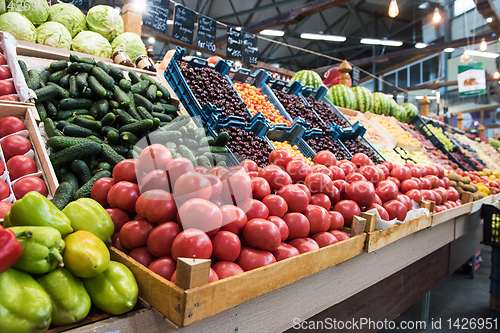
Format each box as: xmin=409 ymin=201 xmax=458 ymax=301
xmin=86 ymin=5 xmax=123 ymax=42
xmin=0 ymin=12 xmax=36 ymax=42
xmin=37 ymin=21 xmax=71 ymax=49
xmin=0 ymin=1 xmax=6 ymax=15
xmin=72 ymin=31 xmax=112 ymax=58
xmin=7 ymin=0 xmax=49 ymax=26
xmin=48 ymin=3 xmax=86 ymax=38
xmin=110 ymin=32 xmax=146 ymax=63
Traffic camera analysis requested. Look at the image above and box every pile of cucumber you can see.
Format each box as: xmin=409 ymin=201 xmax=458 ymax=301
xmin=18 ymin=55 xmax=231 ymax=208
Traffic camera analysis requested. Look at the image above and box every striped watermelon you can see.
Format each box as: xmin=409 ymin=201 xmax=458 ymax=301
xmin=291 ymin=70 xmax=324 ymax=90
xmin=372 ymin=92 xmax=389 ymax=115
xmin=388 ymin=98 xmax=399 ymax=117
xmin=328 ymin=84 xmax=357 ymax=110
xmin=351 ymin=86 xmax=373 ymax=112
xmin=401 ymin=102 xmax=419 ymax=123
xmin=396 ymin=105 xmax=407 ymax=122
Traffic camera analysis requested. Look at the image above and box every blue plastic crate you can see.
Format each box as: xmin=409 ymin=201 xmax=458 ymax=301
xmin=338 ymin=123 xmax=385 ymax=162
xmin=265 ymin=122 xmax=316 ymax=159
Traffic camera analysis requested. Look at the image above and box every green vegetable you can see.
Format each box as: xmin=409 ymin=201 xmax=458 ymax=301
xmin=88 ymin=75 xmax=107 ymax=98
xmin=49 ymin=70 xmax=66 ymax=83
xmin=101 ymin=112 xmax=116 ymax=126
xmin=97 ymin=162 xmax=112 ymax=172
xmin=69 ymin=75 xmax=79 ymax=98
xmin=51 ymin=182 xmax=75 ymax=210
xmin=210 ymin=146 xmax=229 ymax=153
xmin=120 ymin=131 xmax=138 ymax=146
xmin=106 ymin=129 xmax=120 ymax=145
xmin=36 ymin=103 xmax=47 ymax=121
xmin=60 ymin=172 xmax=79 ymax=192
xmin=162 ymin=115 xmax=190 ymax=131
xmin=47 ymin=82 xmax=70 ymax=99
xmin=86 ymin=5 xmax=124 ymax=41
xmin=44 ymin=100 xmax=58 ymax=118
xmin=126 ymin=106 xmax=142 ymax=120
xmin=146 ymin=84 xmax=157 ymax=101
xmin=119 ymin=119 xmax=153 ymax=135
xmin=49 ymin=3 xmax=86 ymax=38
xmin=49 ymin=60 xmax=68 ymax=72
xmin=72 ymin=31 xmax=112 ymax=58
xmin=77 ymin=57 xmax=96 ymax=65
xmin=40 ymin=69 xmax=51 ymax=84
xmin=150 ymin=118 xmax=160 ymax=131
xmin=114 ymin=108 xmax=134 ymax=124
xmin=92 ymin=66 xmax=115 ymax=90
xmin=76 ymin=72 xmax=89 ymax=90
xmin=155 ymin=83 xmax=170 ymax=101
xmin=163 ymin=104 xmax=179 ymax=114
xmin=130 ymin=80 xmax=149 ymax=94
xmin=63 ymin=198 xmax=114 ymax=243
xmin=96 ymin=60 xmax=110 ymax=73
xmin=27 ymin=69 xmax=42 ymax=90
xmin=136 ymin=105 xmax=153 ymax=120
xmin=110 ymin=32 xmax=146 ymax=63
xmin=18 ymin=59 xmax=28 ymax=80
xmin=178 ymin=145 xmax=198 ymax=166
xmin=134 ymin=93 xmax=154 ymax=112
xmin=56 ymin=120 xmax=71 ymax=131
xmin=57 ymin=109 xmax=89 ymax=120
xmin=10 ymin=0 xmax=50 ymax=25
xmin=58 ymin=73 xmax=70 ymax=88
xmin=58 ymin=98 xmax=93 ymax=110
xmin=50 ymin=142 xmax=102 ymax=167
xmin=214 ymin=131 xmax=230 ymax=146
xmin=110 ymin=145 xmax=129 ymax=157
xmin=100 ymin=143 xmax=126 ymax=165
xmin=81 ymin=87 xmax=94 ymax=99
xmin=37 ymin=21 xmax=72 ymax=49
xmin=0 ymin=12 xmax=37 ymax=42
xmin=152 ymin=112 xmax=172 ymax=122
xmin=73 ymin=170 xmax=112 ymax=200
xmin=140 ymin=73 xmax=156 ymax=85
xmin=128 ymin=70 xmax=141 ymax=84
xmin=73 ymin=117 xmax=102 ymax=133
xmin=107 ymin=65 xmax=125 ymax=82
xmin=119 ymin=79 xmax=131 ymax=91
xmin=34 ymin=85 xmax=58 ymax=103
xmin=71 ymin=160 xmax=92 ymax=186
xmin=68 ymin=62 xmax=94 ymax=74
xmin=196 ymin=155 xmax=212 ymax=169
xmin=114 ymin=85 xmax=130 ymax=107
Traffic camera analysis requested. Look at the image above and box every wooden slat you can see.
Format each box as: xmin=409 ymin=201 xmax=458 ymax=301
xmin=454 ymin=210 xmax=483 ymax=240
xmin=470 ymin=195 xmax=493 ymax=214
xmin=431 ymin=202 xmax=473 ymax=226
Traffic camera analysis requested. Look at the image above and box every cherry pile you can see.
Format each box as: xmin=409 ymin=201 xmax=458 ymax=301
xmin=450 ymin=152 xmax=475 ymax=171
xmin=425 ymin=150 xmax=459 ymax=171
xmin=306 ymin=136 xmax=350 ymax=160
xmin=305 ymin=97 xmax=348 ymax=128
xmin=181 ymin=67 xmax=252 ymax=122
xmin=219 ymin=126 xmax=272 ymax=168
xmin=343 ymin=139 xmax=383 ymax=164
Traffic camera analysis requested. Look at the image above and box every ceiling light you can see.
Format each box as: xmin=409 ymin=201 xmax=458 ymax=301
xmin=132 ymin=0 xmax=146 ymax=14
xmin=167 ymin=20 xmax=174 ymax=25
xmin=300 ymin=33 xmax=346 ymax=42
xmin=388 ymin=0 xmax=399 ymax=18
xmin=236 ymin=27 xmax=242 ymax=31
xmin=360 ymin=38 xmax=403 ymax=46
xmin=487 ymin=17 xmax=493 ymax=23
xmin=494 ymin=71 xmax=500 ymax=79
xmin=415 ymin=42 xmax=427 ymax=49
xmin=444 ymin=47 xmax=455 ymax=52
xmin=260 ymin=29 xmax=285 ymax=37
xmin=148 ymin=37 xmax=155 ymax=43
xmin=464 ymin=49 xmax=500 ymax=58
xmin=418 ymin=2 xmax=428 ymax=9
xmin=433 ymin=7 xmax=442 ymax=23
xmin=480 ymin=38 xmax=488 ymax=51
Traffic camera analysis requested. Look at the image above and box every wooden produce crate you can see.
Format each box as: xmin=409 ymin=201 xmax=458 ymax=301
xmin=109 ymin=233 xmax=367 ymax=327
xmin=470 ymin=195 xmax=494 ymax=214
xmin=431 ymin=202 xmax=473 ymax=227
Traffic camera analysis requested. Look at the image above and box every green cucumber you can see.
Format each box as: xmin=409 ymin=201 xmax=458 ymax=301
xmin=47 ymin=136 xmax=94 ymax=149
xmin=35 ymin=103 xmax=47 ymax=121
xmin=58 ymin=98 xmax=93 ymax=110
xmin=130 ymin=80 xmax=149 ymax=94
xmin=140 ymin=73 xmax=156 ymax=85
xmin=126 ymin=106 xmax=142 ymax=121
xmin=119 ymin=119 xmax=154 ymax=135
xmin=46 ymin=82 xmax=70 ymax=99
xmin=147 ymin=130 xmax=182 ymax=143
xmin=163 ymin=104 xmax=178 ymax=114
xmin=76 ymin=72 xmax=88 ymax=91
xmin=44 ymin=101 xmax=58 ymax=118
xmin=136 ymin=106 xmax=153 ymax=120
xmin=56 ymin=121 xmax=71 ymax=131
xmin=96 ymin=61 xmax=110 ymax=74
xmin=69 ymin=75 xmax=79 ymax=98
xmin=146 ymin=84 xmax=157 ymax=102
xmin=119 ymin=79 xmax=131 ymax=91
xmin=40 ymin=71 xmax=50 ymax=86
xmin=109 ymin=100 xmax=120 ymax=110
xmin=128 ymin=71 xmax=141 ymax=84
xmin=210 ymin=146 xmax=229 ymax=153
xmin=81 ymin=88 xmax=93 ymax=99
xmin=152 ymin=104 xmax=165 ymax=113
xmin=34 ymin=85 xmax=58 ymax=103
xmin=89 ymin=102 xmax=100 ymax=119
xmin=162 ymin=115 xmax=190 ymax=131
xmin=56 ymin=109 xmax=89 ymax=120
xmin=73 ymin=117 xmax=102 ymax=133
xmin=106 ymin=129 xmax=120 ymax=145
xmin=77 ymin=57 xmax=96 ymax=65
xmin=134 ymin=94 xmax=154 ymax=112
xmin=48 ymin=70 xmax=66 ymax=83
xmin=113 ymin=108 xmax=133 ymax=124
xmin=196 ymin=156 xmax=212 ymax=169
xmin=150 ymin=118 xmax=160 ymax=131
xmin=91 ymin=67 xmax=115 ymax=90
xmin=151 ymin=112 xmax=172 ymax=122
xmin=127 ymin=91 xmax=136 ymax=109
xmin=177 ymin=145 xmax=198 ymax=166
xmin=49 ymin=60 xmax=68 ymax=72
xmin=155 ymin=83 xmax=170 ymax=101
xmin=156 ymin=90 xmax=163 ymax=99
xmin=194 ymin=128 xmax=206 ymax=141
xmin=51 ymin=182 xmax=75 ymax=210
xmin=62 ymin=124 xmax=100 ymax=138
xmin=108 ymin=65 xmax=125 ymax=81
xmin=96 ymin=99 xmax=109 ymax=118
xmin=58 ymin=73 xmax=70 ymax=88
xmin=109 ymin=145 xmax=129 ymax=157
xmin=87 ymin=135 xmax=105 ymax=144
xmin=114 ymin=85 xmax=130 ymax=107
xmin=68 ymin=62 xmax=94 ymax=73
xmin=88 ymin=75 xmax=107 ymax=98
xmin=43 ymin=118 xmax=62 ymax=138
xmin=50 ymin=142 xmax=102 ymax=167
xmin=73 ymin=170 xmax=112 ymax=200
xmin=100 ymin=143 xmax=126 ymax=165
xmin=27 ymin=70 xmax=41 ymax=90
xmin=60 ymin=172 xmax=79 ymax=192
xmin=18 ymin=59 xmax=28 ymax=80
xmin=120 ymin=131 xmax=138 ymax=145
xmin=101 ymin=113 xmax=116 ymax=126
xmin=97 ymin=162 xmax=112 ymax=172
xmin=71 ymin=160 xmax=92 ymax=186
xmin=213 ymin=132 xmax=230 ymax=146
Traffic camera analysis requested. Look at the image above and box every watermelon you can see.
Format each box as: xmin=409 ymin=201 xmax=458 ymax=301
xmin=352 ymin=86 xmax=373 ymax=112
xmin=372 ymin=92 xmax=389 ymax=115
xmin=401 ymin=102 xmax=419 ymax=123
xmin=396 ymin=105 xmax=407 ymax=122
xmin=291 ymin=70 xmax=324 ymax=90
xmin=388 ymin=98 xmax=399 ymax=117
xmin=328 ymin=84 xmax=357 ymax=110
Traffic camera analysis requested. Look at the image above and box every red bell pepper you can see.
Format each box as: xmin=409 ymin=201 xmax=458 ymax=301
xmin=0 ymin=225 xmax=27 ymax=274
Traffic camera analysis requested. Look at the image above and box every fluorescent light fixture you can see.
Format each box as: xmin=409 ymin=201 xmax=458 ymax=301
xmin=415 ymin=42 xmax=427 ymax=49
xmin=300 ymin=33 xmax=346 ymax=42
xmin=416 ymin=96 xmax=437 ymax=100
xmin=360 ymin=38 xmax=403 ymax=46
xmin=444 ymin=47 xmax=455 ymax=52
xmin=464 ymin=49 xmax=500 ymax=58
xmin=487 ymin=17 xmax=493 ymax=23
xmin=260 ymin=29 xmax=285 ymax=37
xmin=148 ymin=37 xmax=155 ymax=43
xmin=167 ymin=20 xmax=174 ymax=25
xmin=418 ymin=2 xmax=428 ymax=9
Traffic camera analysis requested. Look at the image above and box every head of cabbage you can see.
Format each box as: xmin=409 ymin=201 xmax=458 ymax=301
xmin=72 ymin=31 xmax=112 ymax=58
xmin=48 ymin=3 xmax=86 ymax=38
xmin=86 ymin=5 xmax=123 ymax=42
xmin=110 ymin=33 xmax=146 ymax=63
xmin=7 ymin=0 xmax=49 ymax=26
xmin=37 ymin=21 xmax=71 ymax=50
xmin=0 ymin=12 xmax=36 ymax=42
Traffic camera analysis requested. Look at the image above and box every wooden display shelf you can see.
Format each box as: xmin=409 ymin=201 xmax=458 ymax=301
xmin=470 ymin=195 xmax=493 ymax=214
xmin=109 ymin=232 xmax=366 ymax=327
xmin=431 ymin=202 xmax=473 ymax=226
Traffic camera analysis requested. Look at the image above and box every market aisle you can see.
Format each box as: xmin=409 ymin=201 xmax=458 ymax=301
xmin=379 ymin=246 xmax=498 ymax=333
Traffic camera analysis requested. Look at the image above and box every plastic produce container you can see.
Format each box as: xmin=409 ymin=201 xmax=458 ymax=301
xmin=265 ymin=122 xmax=316 ymax=159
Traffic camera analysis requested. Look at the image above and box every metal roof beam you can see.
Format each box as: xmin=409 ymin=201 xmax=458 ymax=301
xmin=214 ymin=0 xmax=304 ymax=21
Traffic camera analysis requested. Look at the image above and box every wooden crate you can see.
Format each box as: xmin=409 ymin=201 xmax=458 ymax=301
xmin=109 ymin=232 xmax=366 ymax=327
xmin=431 ymin=202 xmax=473 ymax=226
xmin=470 ymin=195 xmax=493 ymax=214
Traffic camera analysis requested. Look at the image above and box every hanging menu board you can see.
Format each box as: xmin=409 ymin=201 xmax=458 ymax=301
xmin=226 ymin=27 xmax=243 ymax=60
xmin=197 ymin=14 xmax=216 ymax=52
xmin=143 ymin=0 xmax=170 ymax=33
xmin=352 ymin=66 xmax=360 ymax=87
xmin=243 ymin=33 xmax=258 ymax=65
xmin=172 ymin=4 xmax=196 ymax=44
xmin=57 ymin=0 xmax=89 ymax=11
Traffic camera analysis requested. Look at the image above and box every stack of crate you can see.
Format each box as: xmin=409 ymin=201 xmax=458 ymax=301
xmin=492 ymin=247 xmax=500 ymax=313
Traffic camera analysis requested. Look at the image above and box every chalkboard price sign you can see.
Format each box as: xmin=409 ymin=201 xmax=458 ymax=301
xmin=197 ymin=14 xmax=216 ymax=52
xmin=243 ymin=33 xmax=258 ymax=65
xmin=142 ymin=0 xmax=170 ymax=34
xmin=57 ymin=0 xmax=89 ymax=11
xmin=172 ymin=4 xmax=196 ymax=45
xmin=352 ymin=66 xmax=360 ymax=87
xmin=226 ymin=27 xmax=243 ymax=60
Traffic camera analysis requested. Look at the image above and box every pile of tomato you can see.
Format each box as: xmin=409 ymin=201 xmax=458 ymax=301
xmin=234 ymin=82 xmax=292 ymax=126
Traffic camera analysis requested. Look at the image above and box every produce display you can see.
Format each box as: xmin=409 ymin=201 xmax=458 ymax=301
xmin=398 ymin=122 xmax=436 ymax=150
xmin=344 ymin=115 xmax=387 ymax=146
xmin=304 ymin=96 xmax=349 ymax=129
xmin=373 ymin=115 xmax=422 ymax=147
xmin=351 ymin=86 xmax=373 ymax=113
xmin=270 ymin=140 xmax=314 ymax=165
xmin=291 ymin=70 xmax=324 ymax=90
xmin=342 ymin=139 xmax=383 ymax=164
xmin=306 ymin=135 xmax=351 ymax=160
xmin=426 ymin=124 xmax=453 ymax=151
xmin=0 ymin=50 xmax=17 ymax=101
xmin=380 ymin=149 xmax=434 ymax=166
xmin=328 ymin=84 xmax=356 ymax=110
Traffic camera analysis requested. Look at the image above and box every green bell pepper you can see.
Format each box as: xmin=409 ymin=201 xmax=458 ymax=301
xmin=10 ymin=192 xmax=73 ymax=238
xmin=2 ymin=210 xmax=12 ymax=228
xmin=0 ymin=268 xmax=52 ymax=333
xmin=37 ymin=268 xmax=91 ymax=326
xmin=9 ymin=226 xmax=65 ymax=274
xmin=82 ymin=261 xmax=138 ymax=315
xmin=63 ymin=198 xmax=114 ymax=243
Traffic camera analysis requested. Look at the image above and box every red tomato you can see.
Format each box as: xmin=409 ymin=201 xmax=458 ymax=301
xmin=258 ymin=165 xmax=291 ymax=191
xmin=12 ymin=177 xmax=47 ymax=199
xmin=129 ymin=247 xmax=156 ymax=267
xmin=420 ymin=177 xmax=432 ymax=190
xmin=0 ymin=80 xmax=16 ymax=96
xmin=328 ymin=211 xmax=344 ymax=230
xmin=120 ymin=220 xmax=156 ymax=249
xmin=382 ymin=161 xmax=394 ymax=172
xmin=347 ymin=181 xmax=375 ymax=208
xmin=425 ymin=175 xmax=440 ymax=188
xmin=269 ymin=149 xmax=292 ymax=168
xmin=303 ymin=205 xmax=330 ymax=234
xmin=0 ymin=180 xmax=9 ymax=200
xmin=221 ymin=168 xmax=253 ymax=205
xmin=105 ymin=208 xmax=129 ymax=231
xmin=444 ymin=202 xmax=454 ymax=209
xmin=358 ymin=165 xmax=380 ymax=184
xmin=377 ymin=164 xmax=389 ymax=178
xmin=338 ymin=160 xmax=357 ymax=176
xmin=139 ymin=144 xmax=172 ymax=173
xmin=447 ymin=187 xmax=460 ymax=201
xmin=1 ymin=135 xmax=31 ymax=160
xmin=436 ymin=165 xmax=445 ymax=178
xmin=194 ymin=166 xmax=207 ymax=174
xmin=277 ymin=184 xmax=309 ymax=213
xmin=207 ymin=166 xmax=229 ymax=178
xmin=0 ymin=95 xmax=18 ymax=101
xmin=311 ymin=164 xmax=333 ymax=180
xmin=140 ymin=169 xmax=171 ymax=193
xmin=296 ymin=184 xmax=312 ymax=203
xmin=289 ymin=237 xmax=319 ymax=253
xmin=271 ymin=242 xmax=300 ymax=261
xmin=107 ymin=181 xmax=140 ymax=213
xmin=262 ymin=194 xmax=288 ymax=217
xmin=310 ymin=193 xmax=331 ymax=210
xmin=383 ymin=200 xmax=407 ymax=221
xmin=112 ymin=159 xmax=138 ymax=183
xmin=330 ymin=230 xmax=350 ymax=241
xmin=171 ymin=228 xmax=213 ymax=260
xmin=211 ymin=231 xmax=242 ymax=261
xmin=240 ymin=159 xmax=258 ymax=172
xmin=405 ymin=189 xmax=422 ymax=204
xmin=328 ymin=165 xmax=345 ymax=180
xmin=236 ymin=247 xmax=276 ymax=271
xmin=375 ymin=180 xmax=398 ymax=203
xmin=247 ymin=171 xmax=259 ymax=179
xmin=432 ymin=191 xmax=443 ymax=205
xmin=146 ymin=222 xmax=182 ymax=257
xmin=91 ymin=177 xmax=116 ymax=208
xmin=245 ymin=199 xmax=270 ymax=220
xmin=212 ymin=261 xmax=244 ymax=279
xmin=0 ymin=160 xmax=3 ymax=175
xmin=174 ymin=171 xmax=212 ymax=203
xmin=313 ymin=150 xmax=337 ymax=167
xmin=149 ymin=256 xmax=176 ymax=280
xmin=425 ymin=166 xmax=438 ymax=176
xmin=366 ymin=203 xmax=390 ymax=221
xmin=0 ymin=67 xmax=11 ymax=80
xmin=282 ymin=212 xmax=310 ymax=239
xmin=267 ymin=216 xmax=289 ymax=241
xmin=311 ymin=231 xmax=339 ymax=248
xmin=421 ymin=190 xmax=436 ymax=202
xmin=333 ymin=200 xmax=360 ymax=225
xmin=0 ymin=201 xmax=12 ymax=218
xmin=386 ymin=176 xmax=401 ymax=188
xmin=251 ymin=177 xmax=271 ymax=200
xmin=0 ymin=116 xmax=25 ymax=138
xmin=203 ymin=173 xmax=222 ymax=200
xmin=397 ymin=194 xmax=412 ymax=211
xmin=373 ymin=194 xmax=382 ymax=205
xmin=305 ymin=172 xmax=333 ymax=194
xmin=112 ymin=233 xmax=128 ymax=253
xmin=434 ymin=188 xmax=448 ymax=202
xmin=351 ymin=153 xmax=371 ymax=167
xmin=400 ymin=179 xmax=419 ymax=193
xmin=219 ymin=205 xmax=248 ymax=234
xmin=243 ymin=218 xmax=281 ymax=251
xmin=285 ymin=158 xmax=311 ymax=183
xmin=177 ymin=198 xmax=222 ymax=236
xmin=345 ymin=172 xmax=367 ymax=183
xmin=391 ymin=166 xmax=411 ymax=182
xmin=0 ymin=54 xmax=6 ymax=65
xmin=332 ymin=179 xmax=348 ymax=200
xmin=6 ymin=155 xmax=37 ymax=180
xmin=410 ymin=167 xmax=421 ymax=178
